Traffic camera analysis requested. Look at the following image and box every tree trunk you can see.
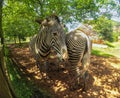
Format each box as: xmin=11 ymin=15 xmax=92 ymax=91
xmin=18 ymin=36 xmax=21 ymax=44
xmin=0 ymin=0 xmax=3 ymax=45
xmin=14 ymin=36 xmax=16 ymax=44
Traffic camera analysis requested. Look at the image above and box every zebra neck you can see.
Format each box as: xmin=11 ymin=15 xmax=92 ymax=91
xmin=39 ymin=49 xmax=50 ymax=57
xmin=39 ymin=40 xmax=51 ymax=57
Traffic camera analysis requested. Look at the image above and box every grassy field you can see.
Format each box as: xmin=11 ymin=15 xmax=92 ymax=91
xmin=92 ymin=41 xmax=120 ymax=58
xmin=92 ymin=41 xmax=120 ymax=68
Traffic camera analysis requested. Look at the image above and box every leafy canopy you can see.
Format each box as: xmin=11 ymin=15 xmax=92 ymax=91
xmin=2 ymin=0 xmax=120 ymax=43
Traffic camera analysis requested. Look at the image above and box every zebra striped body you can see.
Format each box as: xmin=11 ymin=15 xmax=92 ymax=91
xmin=66 ymin=29 xmax=92 ymax=91
xmin=29 ymin=15 xmax=68 ymax=78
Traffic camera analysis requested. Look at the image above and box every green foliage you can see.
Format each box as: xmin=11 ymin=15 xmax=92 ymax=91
xmin=85 ymin=15 xmax=115 ymax=42
xmin=92 ymin=49 xmax=114 ymax=58
xmin=112 ymin=32 xmax=119 ymax=42
xmin=4 ymin=48 xmax=32 ymax=98
xmin=0 ymin=0 xmax=3 ymax=44
xmin=113 ymin=21 xmax=120 ymax=37
xmin=3 ymin=1 xmax=39 ymax=43
xmin=2 ymin=0 xmax=120 ymax=43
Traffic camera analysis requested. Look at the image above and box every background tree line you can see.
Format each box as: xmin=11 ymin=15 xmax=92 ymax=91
xmin=1 ymin=0 xmax=120 ymax=44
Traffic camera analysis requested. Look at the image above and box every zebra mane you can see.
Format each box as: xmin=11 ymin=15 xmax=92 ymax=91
xmin=48 ymin=14 xmax=60 ymax=24
xmin=35 ymin=14 xmax=61 ymax=26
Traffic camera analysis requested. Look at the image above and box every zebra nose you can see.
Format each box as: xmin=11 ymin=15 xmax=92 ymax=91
xmin=62 ymin=48 xmax=68 ymax=60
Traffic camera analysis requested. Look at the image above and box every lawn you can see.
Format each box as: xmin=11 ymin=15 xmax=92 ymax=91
xmin=92 ymin=41 xmax=120 ymax=68
xmin=92 ymin=41 xmax=120 ymax=58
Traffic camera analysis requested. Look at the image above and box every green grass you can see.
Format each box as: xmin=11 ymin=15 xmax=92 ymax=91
xmin=5 ymin=58 xmax=33 ymax=98
xmin=105 ymin=41 xmax=115 ymax=48
xmin=92 ymin=41 xmax=120 ymax=58
xmin=92 ymin=49 xmax=114 ymax=57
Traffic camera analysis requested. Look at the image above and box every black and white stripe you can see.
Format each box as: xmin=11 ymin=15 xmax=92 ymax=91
xmin=66 ymin=29 xmax=92 ymax=91
xmin=29 ymin=15 xmax=68 ymax=78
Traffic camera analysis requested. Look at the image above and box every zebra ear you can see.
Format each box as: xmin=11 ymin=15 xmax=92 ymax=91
xmin=47 ymin=15 xmax=61 ymax=26
xmin=51 ymin=14 xmax=60 ymax=23
xmin=42 ymin=19 xmax=49 ymax=26
xmin=35 ymin=19 xmax=48 ymax=26
xmin=47 ymin=20 xmax=54 ymax=26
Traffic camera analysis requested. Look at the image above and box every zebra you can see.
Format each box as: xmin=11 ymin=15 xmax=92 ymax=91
xmin=29 ymin=15 xmax=68 ymax=79
xmin=65 ymin=25 xmax=92 ymax=91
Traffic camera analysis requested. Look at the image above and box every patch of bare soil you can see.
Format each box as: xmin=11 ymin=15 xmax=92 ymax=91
xmin=8 ymin=44 xmax=120 ymax=98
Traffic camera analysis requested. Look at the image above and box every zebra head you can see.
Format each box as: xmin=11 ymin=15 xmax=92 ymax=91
xmin=36 ymin=14 xmax=68 ymax=61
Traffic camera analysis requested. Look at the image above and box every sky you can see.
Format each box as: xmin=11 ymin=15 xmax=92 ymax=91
xmin=66 ymin=22 xmax=81 ymax=32
xmin=66 ymin=16 xmax=120 ymax=32
xmin=112 ymin=16 xmax=120 ymax=22
xmin=65 ymin=0 xmax=120 ymax=31
xmin=66 ymin=13 xmax=120 ymax=32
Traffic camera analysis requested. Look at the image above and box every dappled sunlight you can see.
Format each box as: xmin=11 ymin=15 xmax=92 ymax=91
xmin=52 ymin=80 xmax=67 ymax=93
xmin=93 ymin=76 xmax=102 ymax=86
xmin=8 ymin=44 xmax=120 ymax=98
xmin=110 ymin=62 xmax=120 ymax=69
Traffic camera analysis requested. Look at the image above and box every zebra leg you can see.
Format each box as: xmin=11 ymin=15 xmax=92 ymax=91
xmin=68 ymin=65 xmax=75 ymax=90
xmin=71 ymin=64 xmax=89 ymax=91
xmin=81 ymin=52 xmax=90 ymax=91
xmin=36 ymin=61 xmax=44 ymax=79
xmin=75 ymin=65 xmax=82 ymax=90
xmin=69 ymin=66 xmax=81 ymax=90
xmin=36 ymin=61 xmax=41 ymax=71
xmin=82 ymin=71 xmax=89 ymax=92
xmin=44 ymin=60 xmax=50 ymax=79
xmin=57 ymin=61 xmax=65 ymax=72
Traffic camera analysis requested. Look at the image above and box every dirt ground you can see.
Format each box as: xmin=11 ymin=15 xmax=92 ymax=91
xmin=8 ymin=44 xmax=120 ymax=98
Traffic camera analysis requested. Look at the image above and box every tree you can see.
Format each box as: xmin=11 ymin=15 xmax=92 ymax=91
xmin=3 ymin=0 xmax=38 ymax=43
xmin=0 ymin=0 xmax=3 ymax=44
xmin=84 ymin=15 xmax=115 ymax=42
xmin=2 ymin=0 xmax=120 ymax=43
xmin=7 ymin=0 xmax=100 ymax=22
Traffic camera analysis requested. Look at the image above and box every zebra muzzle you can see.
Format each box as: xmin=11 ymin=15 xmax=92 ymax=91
xmin=61 ymin=48 xmax=68 ymax=61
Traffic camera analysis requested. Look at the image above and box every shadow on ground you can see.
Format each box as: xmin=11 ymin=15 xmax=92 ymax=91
xmin=8 ymin=44 xmax=120 ymax=98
